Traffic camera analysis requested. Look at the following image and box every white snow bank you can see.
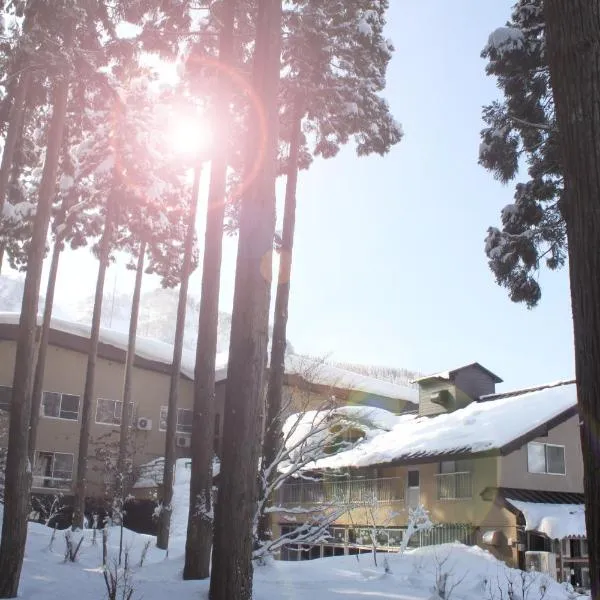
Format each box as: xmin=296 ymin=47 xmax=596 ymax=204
xmin=507 ymin=499 xmax=586 ymax=540
xmin=0 ymin=512 xmax=575 ymax=600
xmin=309 ymin=383 xmax=577 ymax=470
xmin=0 ymin=311 xmax=228 ymax=382
xmin=285 ymin=354 xmax=418 ymax=404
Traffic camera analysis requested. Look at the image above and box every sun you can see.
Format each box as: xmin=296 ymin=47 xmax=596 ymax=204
xmin=166 ymin=116 xmax=214 ymax=159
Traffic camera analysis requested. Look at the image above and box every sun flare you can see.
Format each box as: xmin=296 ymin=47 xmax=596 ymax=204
xmin=167 ymin=117 xmax=213 ymax=158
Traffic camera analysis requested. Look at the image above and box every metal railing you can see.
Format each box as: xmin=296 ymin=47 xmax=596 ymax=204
xmin=277 ymin=477 xmax=405 ymax=506
xmin=435 ymin=471 xmax=472 ymax=500
xmin=32 ymin=475 xmax=72 ymax=490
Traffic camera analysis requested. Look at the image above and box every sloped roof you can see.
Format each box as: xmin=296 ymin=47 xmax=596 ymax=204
xmin=308 ymin=381 xmax=577 ymax=470
xmin=284 ymin=354 xmax=418 ymax=404
xmin=414 ymin=362 xmax=503 ymax=384
xmin=0 ymin=313 xmax=416 ymax=402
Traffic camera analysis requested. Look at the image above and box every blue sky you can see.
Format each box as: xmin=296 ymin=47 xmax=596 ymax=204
xmin=5 ymin=1 xmax=575 ymax=391
xmin=274 ymin=0 xmax=575 ymax=389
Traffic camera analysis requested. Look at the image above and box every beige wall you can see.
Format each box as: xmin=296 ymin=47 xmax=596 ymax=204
xmin=498 ymin=415 xmax=583 ymax=493
xmin=0 ymin=339 xmax=225 ymax=499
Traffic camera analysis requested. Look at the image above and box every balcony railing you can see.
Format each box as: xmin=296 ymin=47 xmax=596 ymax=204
xmin=277 ymin=477 xmax=405 ymax=506
xmin=32 ymin=475 xmax=72 ymax=491
xmin=435 ymin=471 xmax=472 ymax=500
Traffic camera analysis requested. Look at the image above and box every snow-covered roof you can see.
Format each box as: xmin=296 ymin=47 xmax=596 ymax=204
xmin=506 ymin=499 xmax=586 ymax=539
xmin=0 ymin=312 xmax=228 ymax=382
xmin=414 ymin=362 xmax=502 ymax=384
xmin=285 ymin=354 xmax=418 ymax=404
xmin=0 ymin=313 xmax=416 ymax=402
xmin=307 ymin=382 xmax=577 ymax=470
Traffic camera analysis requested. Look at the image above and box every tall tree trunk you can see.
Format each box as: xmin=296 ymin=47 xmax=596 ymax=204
xmin=0 ymin=76 xmax=69 ymax=599
xmin=257 ymin=101 xmax=303 ymax=544
xmin=183 ymin=0 xmax=235 ymax=581
xmin=28 ymin=238 xmax=63 ymax=463
xmin=0 ymin=71 xmax=31 ymax=215
xmin=72 ymin=195 xmax=116 ymax=530
xmin=544 ymin=2 xmax=600 ymax=598
xmin=115 ymin=240 xmax=146 ymax=512
xmin=208 ymin=1 xmax=282 ymax=598
xmin=156 ymin=164 xmax=203 ymax=550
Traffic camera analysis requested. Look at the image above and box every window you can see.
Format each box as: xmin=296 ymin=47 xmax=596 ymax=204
xmin=33 ymin=451 xmax=74 ymax=489
xmin=527 ymin=442 xmax=565 ymax=475
xmin=42 ymin=391 xmax=80 ymax=420
xmin=159 ymin=406 xmax=193 ymax=434
xmin=96 ymin=398 xmax=133 ymax=426
xmin=408 ymin=470 xmax=419 ymax=488
xmin=0 ymin=385 xmax=11 ymax=411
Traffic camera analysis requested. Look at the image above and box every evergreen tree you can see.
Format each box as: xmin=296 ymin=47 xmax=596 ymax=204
xmin=543 ymin=0 xmax=600 ymax=596
xmin=183 ymin=0 xmax=236 ymax=579
xmin=479 ymin=0 xmax=564 ymax=307
xmin=258 ymin=0 xmax=402 ymax=545
xmin=208 ymin=0 xmax=282 ymax=598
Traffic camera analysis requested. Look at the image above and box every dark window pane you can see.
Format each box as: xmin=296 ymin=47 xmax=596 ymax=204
xmin=42 ymin=392 xmax=61 ymax=418
xmin=177 ymin=408 xmax=193 ymax=434
xmin=408 ymin=470 xmax=419 ymax=487
xmin=60 ymin=394 xmax=80 ymax=420
xmin=546 ymin=445 xmax=565 ymax=475
xmin=440 ymin=460 xmax=456 ymax=474
xmin=0 ymin=386 xmax=11 ymax=411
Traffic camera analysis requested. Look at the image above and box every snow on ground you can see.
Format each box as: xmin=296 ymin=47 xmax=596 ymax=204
xmin=309 ymin=383 xmax=577 ymax=470
xmin=7 ymin=508 xmax=579 ymax=600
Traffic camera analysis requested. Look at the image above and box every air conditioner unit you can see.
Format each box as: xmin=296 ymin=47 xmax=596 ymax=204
xmin=525 ymin=551 xmax=557 ymax=579
xmin=176 ymin=435 xmax=191 ymax=448
xmin=137 ymin=417 xmax=153 ymax=431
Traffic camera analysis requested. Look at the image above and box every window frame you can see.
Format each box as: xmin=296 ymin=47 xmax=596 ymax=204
xmin=159 ymin=406 xmax=193 ymax=434
xmin=32 ymin=450 xmax=74 ymax=490
xmin=527 ymin=442 xmax=566 ymax=476
xmin=95 ymin=398 xmax=134 ymax=427
xmin=0 ymin=385 xmax=11 ymax=412
xmin=41 ymin=390 xmax=80 ymax=421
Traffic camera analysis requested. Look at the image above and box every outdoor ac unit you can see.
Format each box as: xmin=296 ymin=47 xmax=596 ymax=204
xmin=137 ymin=417 xmax=153 ymax=431
xmin=176 ymin=435 xmax=191 ymax=448
xmin=525 ymin=551 xmax=557 ymax=579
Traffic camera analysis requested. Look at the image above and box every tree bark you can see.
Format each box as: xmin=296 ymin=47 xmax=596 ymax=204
xmin=544 ymin=1 xmax=600 ymax=598
xmin=183 ymin=0 xmax=235 ymax=581
xmin=72 ymin=194 xmax=116 ymax=530
xmin=0 ymin=71 xmax=31 ymax=215
xmin=156 ymin=164 xmax=203 ymax=550
xmin=0 ymin=244 xmax=4 ymax=275
xmin=257 ymin=101 xmax=303 ymax=544
xmin=208 ymin=1 xmax=282 ymax=598
xmin=115 ymin=239 xmax=146 ymax=509
xmin=0 ymin=75 xmax=70 ymax=599
xmin=28 ymin=238 xmax=63 ymax=463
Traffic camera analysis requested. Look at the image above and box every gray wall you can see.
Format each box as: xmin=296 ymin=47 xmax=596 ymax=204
xmin=453 ymin=365 xmax=497 ymax=400
xmin=498 ymin=414 xmax=583 ymax=493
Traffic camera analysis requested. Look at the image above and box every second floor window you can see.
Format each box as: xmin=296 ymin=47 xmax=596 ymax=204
xmin=96 ymin=398 xmax=134 ymax=426
xmin=527 ymin=442 xmax=566 ymax=475
xmin=42 ymin=391 xmax=80 ymax=421
xmin=0 ymin=385 xmax=11 ymax=411
xmin=159 ymin=406 xmax=193 ymax=434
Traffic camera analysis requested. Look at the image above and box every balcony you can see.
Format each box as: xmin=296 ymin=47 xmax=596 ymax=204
xmin=32 ymin=475 xmax=72 ymax=491
xmin=435 ymin=471 xmax=472 ymax=500
xmin=277 ymin=477 xmax=405 ymax=506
